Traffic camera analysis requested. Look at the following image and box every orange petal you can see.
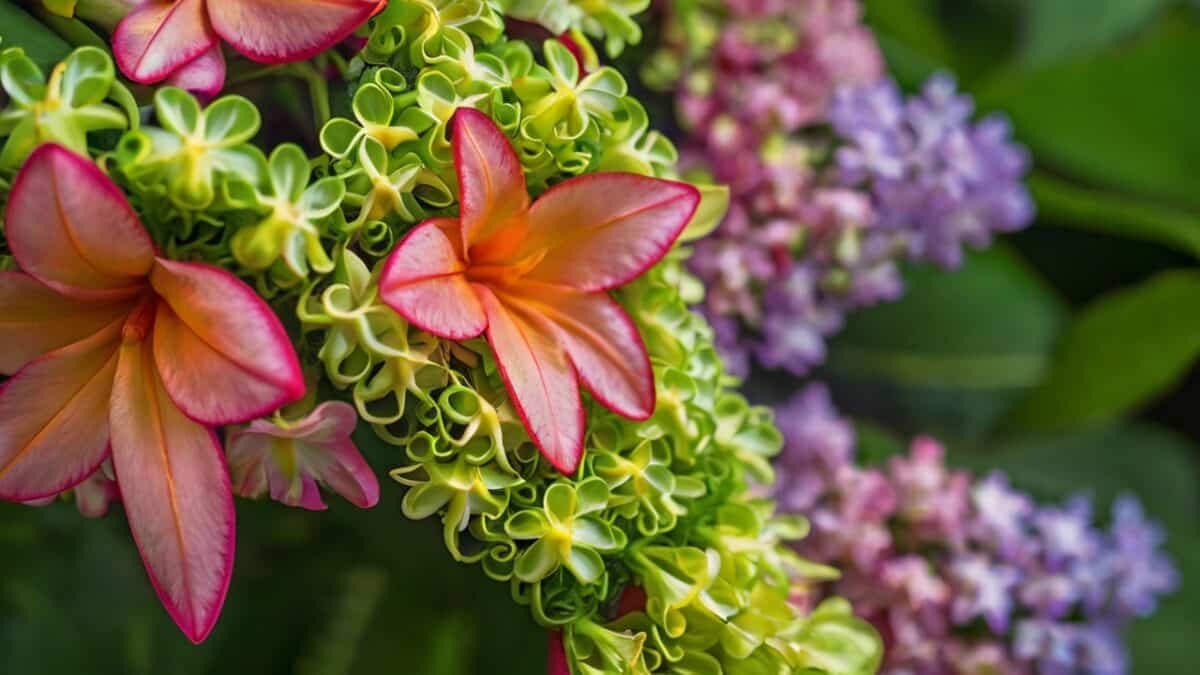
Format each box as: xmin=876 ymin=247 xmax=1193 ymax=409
xmin=516 ymin=282 xmax=655 ymax=421
xmin=150 ymin=259 xmax=305 ymax=425
xmin=524 ymin=173 xmax=700 ymax=292
xmin=207 ymin=0 xmax=378 ymax=64
xmin=379 ymin=218 xmax=488 ymax=340
xmin=0 ymin=319 xmax=121 ymax=501
xmin=110 ymin=339 xmax=235 ymax=644
xmin=113 ymin=0 xmax=217 ymax=84
xmin=479 ymin=288 xmax=584 ymax=474
xmin=0 ymin=272 xmax=135 ymax=374
xmin=5 ymin=145 xmax=154 ymax=300
xmin=452 ymin=108 xmax=531 ymax=251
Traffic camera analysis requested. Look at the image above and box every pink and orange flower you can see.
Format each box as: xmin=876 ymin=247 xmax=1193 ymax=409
xmin=113 ymin=0 xmax=381 ymax=96
xmin=379 ymin=109 xmax=700 ymax=474
xmin=0 ymin=144 xmax=306 ymax=643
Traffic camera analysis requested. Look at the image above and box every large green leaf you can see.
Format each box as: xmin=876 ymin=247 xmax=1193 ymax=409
xmin=1021 ymin=0 xmax=1173 ymax=65
xmin=826 ymin=247 xmax=1066 ymax=440
xmin=1008 ymin=269 xmax=1200 ymax=431
xmin=0 ymin=1 xmax=70 ymax=69
xmin=977 ymin=16 xmax=1200 ymax=213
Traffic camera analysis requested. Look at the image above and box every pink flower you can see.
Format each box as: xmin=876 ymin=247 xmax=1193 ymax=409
xmin=113 ymin=0 xmax=380 ymax=96
xmin=227 ymin=402 xmax=379 ymax=510
xmin=0 ymin=145 xmax=305 ymax=642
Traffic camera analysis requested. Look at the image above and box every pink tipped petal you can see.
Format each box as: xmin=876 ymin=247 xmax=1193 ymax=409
xmin=0 ymin=321 xmax=121 ymax=501
xmin=5 ymin=145 xmax=155 ymax=299
xmin=0 ymin=272 xmax=135 ymax=374
xmin=113 ymin=0 xmax=218 ymax=84
xmin=207 ymin=0 xmax=379 ymax=64
xmin=269 ymin=469 xmax=327 ymax=511
xmin=379 ymin=219 xmax=488 ymax=340
xmin=548 ymin=631 xmax=571 ymax=675
xmin=225 ymin=431 xmax=271 ymax=500
xmin=479 ymin=288 xmax=584 ymax=475
xmin=150 ymin=259 xmax=305 ymax=425
xmin=525 ymin=174 xmax=700 ymax=292
xmin=285 ymin=402 xmax=360 ymax=443
xmin=453 ymin=108 xmax=531 ymax=250
xmin=519 ymin=283 xmax=655 ymax=420
xmin=309 ymin=439 xmax=380 ymax=509
xmin=166 ymin=43 xmax=226 ymax=99
xmin=110 ymin=340 xmax=235 ymax=644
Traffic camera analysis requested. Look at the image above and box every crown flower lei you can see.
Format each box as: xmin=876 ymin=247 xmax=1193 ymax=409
xmin=0 ymin=0 xmax=884 ymax=671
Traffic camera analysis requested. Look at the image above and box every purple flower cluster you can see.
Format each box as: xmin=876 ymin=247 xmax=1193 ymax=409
xmin=673 ymin=1 xmax=1034 ymax=377
xmin=775 ymin=384 xmax=1180 ymax=675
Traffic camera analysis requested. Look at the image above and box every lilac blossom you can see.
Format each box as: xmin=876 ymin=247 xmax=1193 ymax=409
xmin=671 ymin=2 xmax=1033 ymax=377
xmin=772 ymin=384 xmax=1179 ymax=675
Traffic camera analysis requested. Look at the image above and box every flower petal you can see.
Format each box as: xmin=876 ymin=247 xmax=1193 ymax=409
xmin=0 ymin=272 xmax=134 ymax=374
xmin=285 ymin=401 xmax=359 ymax=443
xmin=5 ymin=145 xmax=155 ymax=300
xmin=150 ymin=259 xmax=305 ymax=425
xmin=452 ymin=108 xmax=530 ymax=250
xmin=113 ymin=0 xmax=218 ymax=84
xmin=379 ymin=218 xmax=488 ymax=340
xmin=110 ymin=339 xmax=235 ymax=645
xmin=548 ymin=631 xmax=570 ymax=675
xmin=479 ymin=288 xmax=584 ymax=475
xmin=524 ymin=173 xmax=700 ymax=291
xmin=166 ymin=43 xmax=226 ymax=100
xmin=517 ymin=283 xmax=655 ymax=420
xmin=207 ymin=0 xmax=378 ymax=64
xmin=0 ymin=319 xmax=121 ymax=501
xmin=303 ymin=438 xmax=380 ymax=509
xmin=75 ymin=464 xmax=120 ymax=519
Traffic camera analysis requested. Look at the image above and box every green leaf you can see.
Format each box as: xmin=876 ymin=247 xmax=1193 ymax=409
xmin=827 ymin=247 xmax=1066 ymax=440
xmin=976 ymin=17 xmax=1200 ymax=214
xmin=1007 ymin=269 xmax=1200 ymax=431
xmin=0 ymin=1 xmax=70 ymax=70
xmin=1021 ymin=0 xmax=1171 ymax=66
xmin=1029 ymin=171 xmax=1200 ymax=259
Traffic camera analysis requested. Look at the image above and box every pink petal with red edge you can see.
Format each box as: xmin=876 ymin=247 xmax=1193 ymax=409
xmin=0 ymin=320 xmax=121 ymax=501
xmin=280 ymin=401 xmax=359 ymax=444
xmin=113 ymin=0 xmax=217 ymax=84
xmin=478 ymin=288 xmax=584 ymax=475
xmin=379 ymin=218 xmax=488 ymax=339
xmin=305 ymin=437 xmax=380 ymax=509
xmin=207 ymin=0 xmax=378 ymax=64
xmin=452 ymin=108 xmax=531 ymax=250
xmin=5 ymin=145 xmax=154 ymax=300
xmin=517 ymin=282 xmax=655 ymax=420
xmin=524 ymin=173 xmax=699 ymax=292
xmin=150 ymin=259 xmax=304 ymax=425
xmin=225 ymin=431 xmax=271 ymax=500
xmin=548 ymin=631 xmax=571 ymax=675
xmin=0 ymin=272 xmax=135 ymax=374
xmin=110 ymin=339 xmax=235 ymax=645
xmin=166 ymin=43 xmax=226 ymax=100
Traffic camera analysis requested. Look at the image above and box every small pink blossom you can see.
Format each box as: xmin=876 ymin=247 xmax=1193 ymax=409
xmin=227 ymin=402 xmax=380 ymax=511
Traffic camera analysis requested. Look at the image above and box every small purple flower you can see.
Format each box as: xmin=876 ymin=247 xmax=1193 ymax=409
xmin=949 ymin=554 xmax=1022 ymax=633
xmin=1103 ymin=495 xmax=1181 ymax=619
xmin=1033 ymin=496 xmax=1099 ymax=569
xmin=971 ymin=472 xmax=1035 ymax=561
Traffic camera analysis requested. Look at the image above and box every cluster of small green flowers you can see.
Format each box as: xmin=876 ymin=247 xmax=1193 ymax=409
xmin=0 ymin=3 xmax=882 ymax=670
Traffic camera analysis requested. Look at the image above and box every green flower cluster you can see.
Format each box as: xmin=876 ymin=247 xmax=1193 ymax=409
xmin=0 ymin=3 xmax=882 ymax=671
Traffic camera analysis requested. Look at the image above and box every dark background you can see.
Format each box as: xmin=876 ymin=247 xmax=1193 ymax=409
xmin=2 ymin=1 xmax=1199 ymax=673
